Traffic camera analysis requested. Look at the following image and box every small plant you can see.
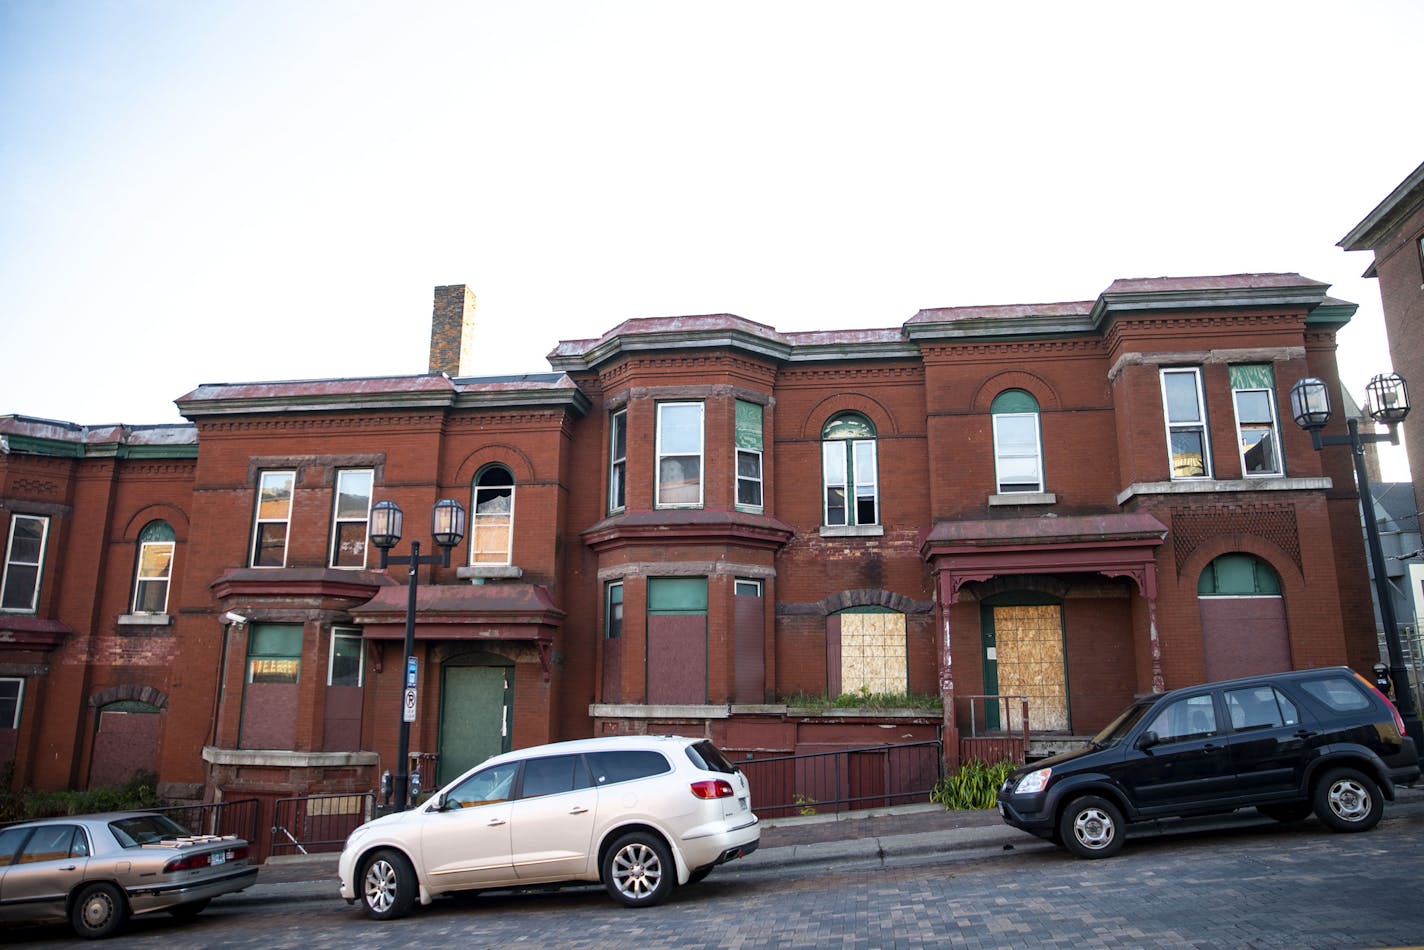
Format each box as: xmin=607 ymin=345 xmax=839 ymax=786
xmin=792 ymin=792 xmax=818 ymax=816
xmin=930 ymin=759 xmax=1017 ymax=811
xmin=778 ymin=689 xmax=943 ymax=711
xmin=0 ymin=769 xmax=160 ymax=823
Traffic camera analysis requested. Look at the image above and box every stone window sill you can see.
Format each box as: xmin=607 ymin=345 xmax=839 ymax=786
xmin=118 ymin=613 xmax=173 ymax=626
xmin=989 ymin=492 xmax=1056 ymax=507
xmin=819 ymin=525 xmax=884 ymax=538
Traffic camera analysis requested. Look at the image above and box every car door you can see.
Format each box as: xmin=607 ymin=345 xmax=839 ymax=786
xmin=1118 ymin=692 xmax=1237 ymax=815
xmin=509 ymin=753 xmax=599 ymax=881
xmin=1222 ymin=684 xmax=1315 ymax=798
xmin=419 ymin=761 xmax=519 ymax=890
xmin=0 ymin=824 xmax=88 ymax=923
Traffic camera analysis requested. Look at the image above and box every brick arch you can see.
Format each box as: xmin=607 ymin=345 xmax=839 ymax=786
xmin=799 ymin=394 xmax=899 ymax=440
xmin=120 ymin=504 xmax=190 ymax=541
xmin=971 ymin=370 xmax=1061 ymax=412
xmin=963 ymin=574 xmax=1073 ymax=602
xmin=1175 ymin=529 xmax=1305 ymax=592
xmin=454 ymin=443 xmax=536 ymax=485
xmin=814 ymin=587 xmax=934 ymax=616
xmin=88 ymin=684 xmax=169 ymax=710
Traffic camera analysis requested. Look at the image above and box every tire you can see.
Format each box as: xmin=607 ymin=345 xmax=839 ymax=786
xmin=359 ymin=848 xmax=418 ymax=920
xmin=70 ymin=882 xmax=129 ymax=940
xmin=686 ymin=865 xmax=714 ymax=885
xmin=167 ymin=897 xmax=211 ymax=919
xmin=1257 ymin=802 xmax=1313 ymax=823
xmin=1058 ymin=795 xmax=1126 ymax=859
xmin=602 ymin=832 xmax=675 ymax=907
xmin=1313 ymin=767 xmax=1384 ymax=832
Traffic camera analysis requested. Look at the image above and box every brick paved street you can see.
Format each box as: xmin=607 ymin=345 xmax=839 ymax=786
xmin=6 ymin=806 xmax=1423 ymax=949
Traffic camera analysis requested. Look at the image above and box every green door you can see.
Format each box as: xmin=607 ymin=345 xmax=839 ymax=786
xmin=438 ymin=662 xmax=512 ymax=787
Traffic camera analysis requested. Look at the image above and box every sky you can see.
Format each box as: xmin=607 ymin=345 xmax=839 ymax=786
xmin=1 ymin=1 xmax=1420 ymax=475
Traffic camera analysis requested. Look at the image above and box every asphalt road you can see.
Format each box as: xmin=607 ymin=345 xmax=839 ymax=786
xmin=7 ymin=807 xmax=1424 ymax=949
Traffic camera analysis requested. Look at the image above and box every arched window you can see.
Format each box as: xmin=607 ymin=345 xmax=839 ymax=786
xmin=1197 ymin=553 xmax=1282 ymax=595
xmin=821 ymin=413 xmax=878 ymax=527
xmin=1197 ymin=553 xmax=1289 ymax=681
xmin=991 ymin=390 xmax=1043 ymax=494
xmin=471 ymin=465 xmax=515 ymax=565
xmin=132 ymin=521 xmax=175 ymax=614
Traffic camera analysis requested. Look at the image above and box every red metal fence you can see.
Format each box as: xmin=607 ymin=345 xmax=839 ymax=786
xmin=270 ymin=792 xmax=374 ymax=858
xmin=739 ymin=740 xmax=943 ymax=819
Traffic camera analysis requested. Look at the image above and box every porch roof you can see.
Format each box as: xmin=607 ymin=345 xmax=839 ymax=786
xmin=351 ymin=582 xmax=565 ymax=639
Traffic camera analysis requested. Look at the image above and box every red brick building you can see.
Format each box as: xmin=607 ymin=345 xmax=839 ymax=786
xmin=0 ymin=274 xmax=1379 ymax=806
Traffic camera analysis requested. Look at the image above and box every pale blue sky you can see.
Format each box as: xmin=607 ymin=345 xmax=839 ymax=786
xmin=2 ymin=1 xmax=1420 ymax=473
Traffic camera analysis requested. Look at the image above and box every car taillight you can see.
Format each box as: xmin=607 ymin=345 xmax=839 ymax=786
xmin=1355 ymin=671 xmax=1408 ymax=738
xmin=163 ymin=845 xmax=246 ymax=873
xmin=690 ymin=779 xmax=735 ymax=799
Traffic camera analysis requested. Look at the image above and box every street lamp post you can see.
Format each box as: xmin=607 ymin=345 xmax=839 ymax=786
xmin=368 ymin=497 xmax=467 ymax=811
xmin=1290 ymin=372 xmax=1422 ymax=750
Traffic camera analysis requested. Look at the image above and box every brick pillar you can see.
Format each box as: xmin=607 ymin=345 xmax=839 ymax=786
xmin=429 ymin=285 xmax=476 ymax=376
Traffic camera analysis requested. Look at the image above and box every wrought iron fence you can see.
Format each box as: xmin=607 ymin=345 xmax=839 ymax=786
xmin=270 ymin=792 xmax=374 ymax=857
xmin=154 ymin=797 xmax=259 ymax=843
xmin=738 ymin=740 xmax=943 ymax=819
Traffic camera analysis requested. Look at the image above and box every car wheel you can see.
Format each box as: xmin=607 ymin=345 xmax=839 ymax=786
xmin=603 ymin=831 xmax=675 ymax=907
xmin=1257 ymin=802 xmax=1313 ymax=823
xmin=360 ymin=848 xmax=418 ymax=920
xmin=70 ymin=882 xmax=129 ymax=939
xmin=687 ymin=865 xmax=714 ymax=884
xmin=1313 ymin=768 xmax=1383 ymax=832
xmin=167 ymin=897 xmax=212 ymax=919
xmin=1059 ymin=795 xmax=1125 ymax=859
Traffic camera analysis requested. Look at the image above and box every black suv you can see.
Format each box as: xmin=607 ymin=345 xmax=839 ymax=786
xmin=996 ymin=666 xmax=1420 ymax=858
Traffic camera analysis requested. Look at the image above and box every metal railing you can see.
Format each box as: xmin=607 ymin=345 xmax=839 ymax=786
xmin=956 ymin=694 xmax=1030 ymax=739
xmin=738 ymin=740 xmax=943 ymax=819
xmin=270 ymin=792 xmax=374 ymax=857
xmin=154 ymin=797 xmax=259 ymax=843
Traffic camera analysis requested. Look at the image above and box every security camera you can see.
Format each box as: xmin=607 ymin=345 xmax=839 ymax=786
xmin=223 ymin=611 xmax=247 ymax=625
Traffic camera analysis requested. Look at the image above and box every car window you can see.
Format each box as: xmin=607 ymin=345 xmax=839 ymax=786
xmin=445 ymin=761 xmax=519 ymax=808
xmin=109 ymin=814 xmax=191 ymax=848
xmin=587 ymin=750 xmax=672 ymax=785
xmin=519 ymin=754 xmax=591 ymax=798
xmin=1225 ymin=685 xmax=1299 ymax=730
xmin=1298 ymin=676 xmax=1371 ymax=712
xmin=1093 ymin=702 xmax=1152 ymax=748
xmin=0 ymin=827 xmax=32 ymax=867
xmin=16 ymin=824 xmax=80 ymax=864
xmin=1145 ymin=694 xmax=1218 ymax=741
xmin=686 ymin=740 xmax=738 ymax=774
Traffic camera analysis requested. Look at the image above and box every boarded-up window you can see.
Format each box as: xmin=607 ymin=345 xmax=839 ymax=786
xmin=991 ymin=604 xmax=1068 ymax=732
xmin=647 ymin=578 xmax=707 ymax=704
xmin=1199 ymin=554 xmax=1289 ymax=680
xmin=838 ymin=609 xmax=907 ymax=696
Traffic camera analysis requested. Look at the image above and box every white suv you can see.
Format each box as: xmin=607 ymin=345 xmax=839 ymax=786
xmin=338 ymin=735 xmax=760 ymax=918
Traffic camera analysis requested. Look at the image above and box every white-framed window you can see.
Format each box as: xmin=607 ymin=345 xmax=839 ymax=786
xmin=1160 ymin=368 xmax=1211 ymax=479
xmin=736 ymin=400 xmax=763 ymax=511
xmin=734 ymin=578 xmax=763 ymax=598
xmin=328 ymin=627 xmax=364 ymax=687
xmin=132 ymin=521 xmax=175 ymax=614
xmin=330 ymin=469 xmax=374 ymax=568
xmin=605 ymin=580 xmax=623 ymax=639
xmin=822 ymin=413 xmax=879 ymax=526
xmin=1230 ymin=365 xmax=1282 ymax=477
xmin=0 ymin=677 xmax=22 ymax=729
xmin=1 ymin=514 xmax=49 ymax=613
xmin=991 ymin=389 xmax=1044 ymax=493
xmin=471 ymin=465 xmax=515 ymax=565
xmin=609 ymin=409 xmax=627 ymax=512
xmin=251 ymin=471 xmax=295 ymax=567
xmin=655 ymin=402 xmax=704 ymax=508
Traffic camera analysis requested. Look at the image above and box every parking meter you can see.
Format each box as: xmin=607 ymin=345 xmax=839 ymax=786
xmin=380 ymin=769 xmax=392 ymax=805
xmin=409 ymin=769 xmax=421 ymax=803
xmin=1374 ymin=662 xmax=1392 ymax=694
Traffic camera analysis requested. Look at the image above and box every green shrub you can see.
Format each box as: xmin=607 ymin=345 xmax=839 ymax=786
xmin=930 ymin=759 xmax=1017 ymax=810
xmin=778 ymin=687 xmax=943 ymax=711
xmin=0 ymin=770 xmax=160 ymax=823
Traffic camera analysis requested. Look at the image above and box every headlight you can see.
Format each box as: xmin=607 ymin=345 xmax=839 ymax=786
xmin=1014 ymin=767 xmax=1051 ymax=795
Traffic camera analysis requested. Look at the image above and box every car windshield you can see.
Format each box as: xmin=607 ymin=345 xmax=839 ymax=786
xmin=109 ymin=814 xmax=192 ymax=848
xmin=1091 ymin=701 xmax=1152 ymax=748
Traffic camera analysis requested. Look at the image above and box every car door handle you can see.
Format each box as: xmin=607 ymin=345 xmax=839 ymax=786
xmin=569 ymin=806 xmax=589 ymax=815
xmin=1294 ymin=730 xmax=1318 ymax=739
xmin=1202 ymin=743 xmax=1221 ymax=751
xmin=60 ymin=864 xmax=77 ymax=871
xmin=487 ymin=818 xmax=507 ymax=827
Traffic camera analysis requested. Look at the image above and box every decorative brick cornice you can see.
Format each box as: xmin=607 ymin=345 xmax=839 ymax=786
xmin=1169 ymin=502 xmax=1302 ymax=575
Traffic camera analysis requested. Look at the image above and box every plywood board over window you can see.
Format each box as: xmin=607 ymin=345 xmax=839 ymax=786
xmin=993 ymin=604 xmax=1069 ymax=732
xmin=839 ymin=611 xmax=907 ymax=696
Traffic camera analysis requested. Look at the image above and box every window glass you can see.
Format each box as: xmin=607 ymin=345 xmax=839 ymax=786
xmin=821 ymin=413 xmax=879 ymax=526
xmin=1145 ymin=694 xmax=1218 ymax=741
xmin=471 ymin=465 xmax=515 ymax=565
xmin=17 ymin=824 xmax=78 ymax=864
xmin=656 ymin=403 xmax=704 ymax=507
xmin=330 ymin=469 xmax=373 ymax=568
xmin=1230 ymin=365 xmax=1282 ymax=477
xmin=1 ymin=677 xmax=25 ymax=729
xmin=1225 ymin=685 xmax=1299 ymax=730
xmin=734 ymin=579 xmax=762 ymax=598
xmin=1198 ymin=554 xmax=1282 ymax=595
xmin=685 ymin=740 xmax=737 ymax=774
xmin=1299 ymin=676 xmax=1371 ymax=712
xmin=735 ymin=400 xmax=763 ymax=510
xmin=0 ymin=827 xmax=32 ymax=867
xmin=445 ymin=761 xmax=519 ymax=807
xmin=587 ymin=750 xmax=672 ymax=785
xmin=609 ymin=410 xmax=627 ymax=511
xmin=1 ymin=514 xmax=49 ymax=612
xmin=604 ymin=582 xmax=623 ymax=639
xmin=1161 ymin=369 xmax=1210 ymax=479
xmin=247 ymin=624 xmax=302 ymax=684
xmin=133 ymin=520 xmax=175 ymax=613
xmin=251 ymin=471 xmax=295 ymax=567
xmin=329 ymin=629 xmax=364 ymax=687
xmin=519 ymin=754 xmax=591 ymax=798
xmin=108 ymin=814 xmax=190 ymax=847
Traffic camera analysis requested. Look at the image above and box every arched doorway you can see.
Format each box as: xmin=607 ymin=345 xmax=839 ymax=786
xmin=1198 ymin=553 xmax=1290 ymax=680
xmin=437 ymin=651 xmax=513 ymax=787
xmin=89 ymin=700 xmax=162 ymax=788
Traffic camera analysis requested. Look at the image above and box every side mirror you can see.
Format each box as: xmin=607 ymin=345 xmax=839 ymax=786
xmin=435 ymin=792 xmax=449 ymax=811
xmin=1135 ymin=730 xmax=1160 ymax=751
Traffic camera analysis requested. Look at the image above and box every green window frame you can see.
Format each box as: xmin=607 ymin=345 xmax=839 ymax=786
xmin=821 ymin=413 xmax=878 ymax=526
xmin=735 ymin=400 xmax=764 ymax=511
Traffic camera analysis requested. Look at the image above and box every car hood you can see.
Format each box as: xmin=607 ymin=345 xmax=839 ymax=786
xmin=1010 ymin=741 xmax=1118 ymax=779
xmin=354 ymin=807 xmax=428 ymax=835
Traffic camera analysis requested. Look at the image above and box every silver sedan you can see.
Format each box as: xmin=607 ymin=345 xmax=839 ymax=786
xmin=0 ymin=811 xmax=257 ymax=938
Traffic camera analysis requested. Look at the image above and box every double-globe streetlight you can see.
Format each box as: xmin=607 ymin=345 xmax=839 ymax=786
xmin=368 ymin=497 xmax=467 ymax=811
xmin=1289 ymin=371 xmax=1421 ymax=750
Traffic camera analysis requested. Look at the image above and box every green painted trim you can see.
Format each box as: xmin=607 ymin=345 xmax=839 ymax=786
xmin=647 ymin=576 xmax=708 ymax=613
xmin=735 ymin=400 xmax=762 ymax=450
xmin=1229 ymin=364 xmax=1274 ymax=390
xmin=991 ymin=389 xmax=1039 ymax=414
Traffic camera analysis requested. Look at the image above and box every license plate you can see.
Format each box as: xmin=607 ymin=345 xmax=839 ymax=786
xmin=210 ymin=851 xmax=226 ymax=866
xmin=738 ymin=796 xmax=748 ymax=811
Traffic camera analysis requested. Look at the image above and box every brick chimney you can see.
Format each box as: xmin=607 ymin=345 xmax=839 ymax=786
xmin=429 ymin=284 xmax=476 ymax=376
